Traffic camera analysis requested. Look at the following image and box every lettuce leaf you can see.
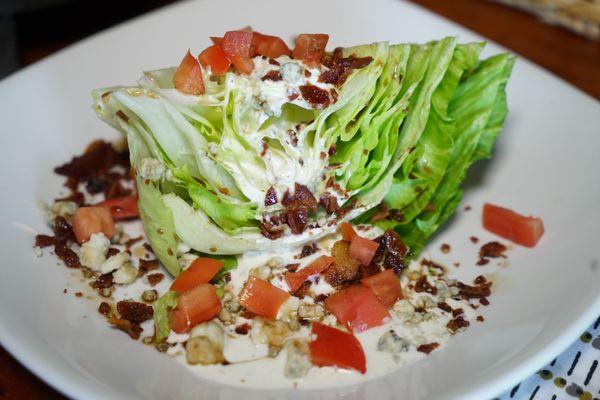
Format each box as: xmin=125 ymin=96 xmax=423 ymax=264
xmin=153 ymin=290 xmax=179 ymax=342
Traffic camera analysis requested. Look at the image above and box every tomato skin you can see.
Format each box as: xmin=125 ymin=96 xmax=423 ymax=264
xmin=348 ymin=235 xmax=380 ymax=265
xmin=341 ymin=222 xmax=357 ymax=241
xmin=198 ymin=45 xmax=231 ymax=75
xmin=292 ymin=34 xmax=329 ymax=64
xmin=221 ymin=30 xmax=253 ymax=58
xmin=285 ymin=256 xmax=334 ymax=292
xmin=173 ymin=50 xmax=205 ymax=95
xmin=229 ymin=56 xmax=254 ymax=74
xmin=252 ymin=32 xmax=291 ymax=58
xmin=210 ymin=36 xmax=223 ymax=46
xmin=72 ymin=206 xmax=115 ymax=244
xmin=324 ymin=285 xmax=390 ymax=332
xmin=360 ymin=269 xmax=403 ymax=307
xmin=171 ymin=258 xmax=224 ymax=293
xmin=239 ymin=276 xmax=290 ymax=320
xmin=483 ymin=203 xmax=544 ymax=247
xmin=309 ymin=322 xmax=366 ymax=374
xmin=169 ymin=284 xmax=221 ymax=333
xmin=97 ymin=195 xmax=139 ymax=220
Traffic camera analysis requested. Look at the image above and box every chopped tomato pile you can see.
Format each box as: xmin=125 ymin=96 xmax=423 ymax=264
xmin=173 ymin=29 xmax=330 ymax=95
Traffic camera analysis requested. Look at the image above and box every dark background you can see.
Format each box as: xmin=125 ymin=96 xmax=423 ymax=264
xmin=0 ymin=0 xmax=599 ymax=399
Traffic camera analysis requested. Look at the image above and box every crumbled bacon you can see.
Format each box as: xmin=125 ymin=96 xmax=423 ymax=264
xmin=91 ymin=274 xmax=114 ymax=289
xmin=324 ymin=240 xmax=360 ymax=286
xmin=261 ymin=70 xmax=282 ymax=81
xmin=35 ymin=234 xmax=55 ymax=248
xmin=108 ymin=317 xmax=143 ymax=340
xmin=447 ymin=316 xmax=470 ymax=332
xmin=264 ymin=187 xmax=278 ymax=206
xmin=299 ymin=243 xmax=319 ymax=258
xmin=299 ymin=85 xmax=331 ymax=108
xmin=235 ymin=323 xmax=251 ymax=335
xmin=479 ymin=241 xmax=507 ymax=258
xmin=455 ymin=280 xmax=492 ymax=299
xmin=116 ymin=300 xmax=154 ymax=324
xmin=98 ymin=302 xmax=110 ymax=316
xmin=260 ymin=222 xmax=284 ymax=240
xmin=417 ymin=343 xmax=439 ymax=354
xmin=292 ymin=280 xmax=312 ymax=299
xmin=147 ymin=273 xmax=164 ymax=287
xmin=370 ymin=204 xmax=390 ymax=223
xmin=318 ymin=192 xmax=340 ymax=214
xmin=414 ymin=276 xmax=437 ymax=295
xmin=54 ymin=140 xmax=129 ymax=181
xmin=280 ymin=183 xmax=318 ymax=234
xmin=320 ymin=48 xmax=373 ymax=86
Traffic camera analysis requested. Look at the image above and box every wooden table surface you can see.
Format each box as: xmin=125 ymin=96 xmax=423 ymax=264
xmin=1 ymin=0 xmax=599 ymax=399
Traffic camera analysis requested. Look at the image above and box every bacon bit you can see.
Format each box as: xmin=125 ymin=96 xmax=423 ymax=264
xmin=104 ymin=179 xmax=131 ymax=200
xmin=453 ymin=262 xmax=460 ymax=267
xmin=54 ymin=140 xmax=129 ymax=181
xmin=476 ymin=315 xmax=485 ymax=322
xmin=464 ymin=205 xmax=472 ymax=211
xmin=358 ymin=262 xmax=382 ymax=280
xmin=476 ymin=258 xmax=489 ymax=266
xmin=287 ymin=130 xmax=299 ymax=146
xmin=264 ymin=187 xmax=278 ymax=206
xmin=299 ymin=85 xmax=330 ymax=108
xmin=473 ymin=275 xmax=487 ymax=285
xmin=479 ymin=297 xmax=490 ymax=306
xmin=328 ymin=145 xmax=336 ymax=156
xmin=260 ymin=141 xmax=268 ymax=157
xmin=378 ymin=230 xmax=407 ymax=273
xmin=437 ymin=302 xmax=453 ymax=313
xmin=417 ymin=343 xmax=439 ymax=354
xmin=470 ymin=236 xmax=479 ymax=244
xmin=414 ymin=276 xmax=437 ymax=295
xmin=125 ymin=236 xmax=143 ymax=250
xmin=108 ymin=317 xmax=143 ymax=340
xmin=116 ymin=301 xmax=154 ymax=324
xmin=324 ymin=240 xmax=360 ymax=286
xmin=320 ymin=48 xmax=373 ymax=86
xmin=260 ymin=222 xmax=284 ymax=240
xmin=75 ymin=292 xmax=83 ymax=298
xmin=440 ymin=243 xmax=451 ymax=254
xmin=304 ymin=69 xmax=311 ymax=77
xmin=54 ymin=243 xmax=81 ymax=269
xmin=292 ymin=280 xmax=312 ymax=298
xmin=235 ymin=323 xmax=251 ymax=335
xmin=147 ymin=273 xmax=164 ymax=287
xmin=285 ymin=263 xmax=300 ymax=272
xmin=143 ymin=243 xmax=154 ymax=254
xmin=261 ymin=70 xmax=282 ymax=81
xmin=456 ymin=281 xmax=492 ymax=299
xmin=447 ymin=316 xmax=470 ymax=332
xmin=451 ymin=308 xmax=464 ymax=317
xmin=138 ymin=258 xmax=159 ymax=275
xmin=318 ymin=192 xmax=340 ymax=214
xmin=35 ymin=234 xmax=55 ymax=248
xmin=239 ymin=308 xmax=256 ymax=319
xmin=370 ymin=204 xmax=390 ymax=223
xmin=91 ymin=274 xmax=114 ymax=289
xmin=299 ymin=243 xmax=319 ymax=258
xmin=98 ymin=302 xmax=110 ymax=315
xmin=479 ymin=241 xmax=507 ymax=258
xmin=314 ymin=294 xmax=329 ymax=303
xmin=53 ymin=217 xmax=75 ymax=242
xmin=288 ymin=92 xmax=300 ymax=101
xmin=107 ymin=247 xmax=120 ymax=257
xmin=280 ymin=183 xmax=318 ymax=234
xmin=330 ymin=89 xmax=338 ymax=103
xmin=55 ymin=190 xmax=86 ymax=207
xmin=268 ymin=58 xmax=280 ymax=66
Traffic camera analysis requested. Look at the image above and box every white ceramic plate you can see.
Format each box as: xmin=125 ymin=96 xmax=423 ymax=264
xmin=1 ymin=0 xmax=599 ymax=398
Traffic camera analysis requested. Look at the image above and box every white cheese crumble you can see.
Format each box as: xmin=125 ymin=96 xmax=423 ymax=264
xmin=138 ymin=158 xmax=165 ymax=181
xmin=79 ymin=233 xmax=110 ymax=272
xmin=100 ymin=252 xmax=130 ymax=274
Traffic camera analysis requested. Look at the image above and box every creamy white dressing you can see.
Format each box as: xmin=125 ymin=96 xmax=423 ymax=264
xmin=58 ymin=212 xmax=482 ymax=389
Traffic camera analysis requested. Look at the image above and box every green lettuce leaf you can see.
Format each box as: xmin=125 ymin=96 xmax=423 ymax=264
xmin=153 ymin=290 xmax=179 ymax=342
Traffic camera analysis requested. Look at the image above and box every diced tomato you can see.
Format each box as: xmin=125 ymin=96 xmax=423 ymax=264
xmin=230 ymin=56 xmax=254 ymax=74
xmin=221 ymin=30 xmax=253 ymax=58
xmin=360 ymin=269 xmax=403 ymax=307
xmin=341 ymin=222 xmax=357 ymax=241
xmin=324 ymin=284 xmax=390 ymax=332
xmin=483 ymin=203 xmax=545 ymax=247
xmin=239 ymin=276 xmax=290 ymax=320
xmin=349 ymin=235 xmax=380 ymax=265
xmin=292 ymin=33 xmax=329 ymax=64
xmin=72 ymin=206 xmax=116 ymax=244
xmin=96 ymin=195 xmax=139 ymax=220
xmin=173 ymin=50 xmax=205 ymax=95
xmin=252 ymin=32 xmax=291 ymax=58
xmin=285 ymin=256 xmax=334 ymax=292
xmin=198 ymin=45 xmax=231 ymax=75
xmin=171 ymin=258 xmax=224 ymax=293
xmin=169 ymin=283 xmax=221 ymax=333
xmin=309 ymin=322 xmax=366 ymax=374
xmin=210 ymin=36 xmax=223 ymax=46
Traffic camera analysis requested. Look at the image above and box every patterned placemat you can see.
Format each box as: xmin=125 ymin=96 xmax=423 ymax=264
xmin=491 ymin=0 xmax=600 ymax=40
xmin=496 ymin=316 xmax=600 ymax=400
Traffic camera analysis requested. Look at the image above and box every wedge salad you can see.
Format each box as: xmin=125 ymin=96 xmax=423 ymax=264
xmin=35 ymin=29 xmax=518 ymax=383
